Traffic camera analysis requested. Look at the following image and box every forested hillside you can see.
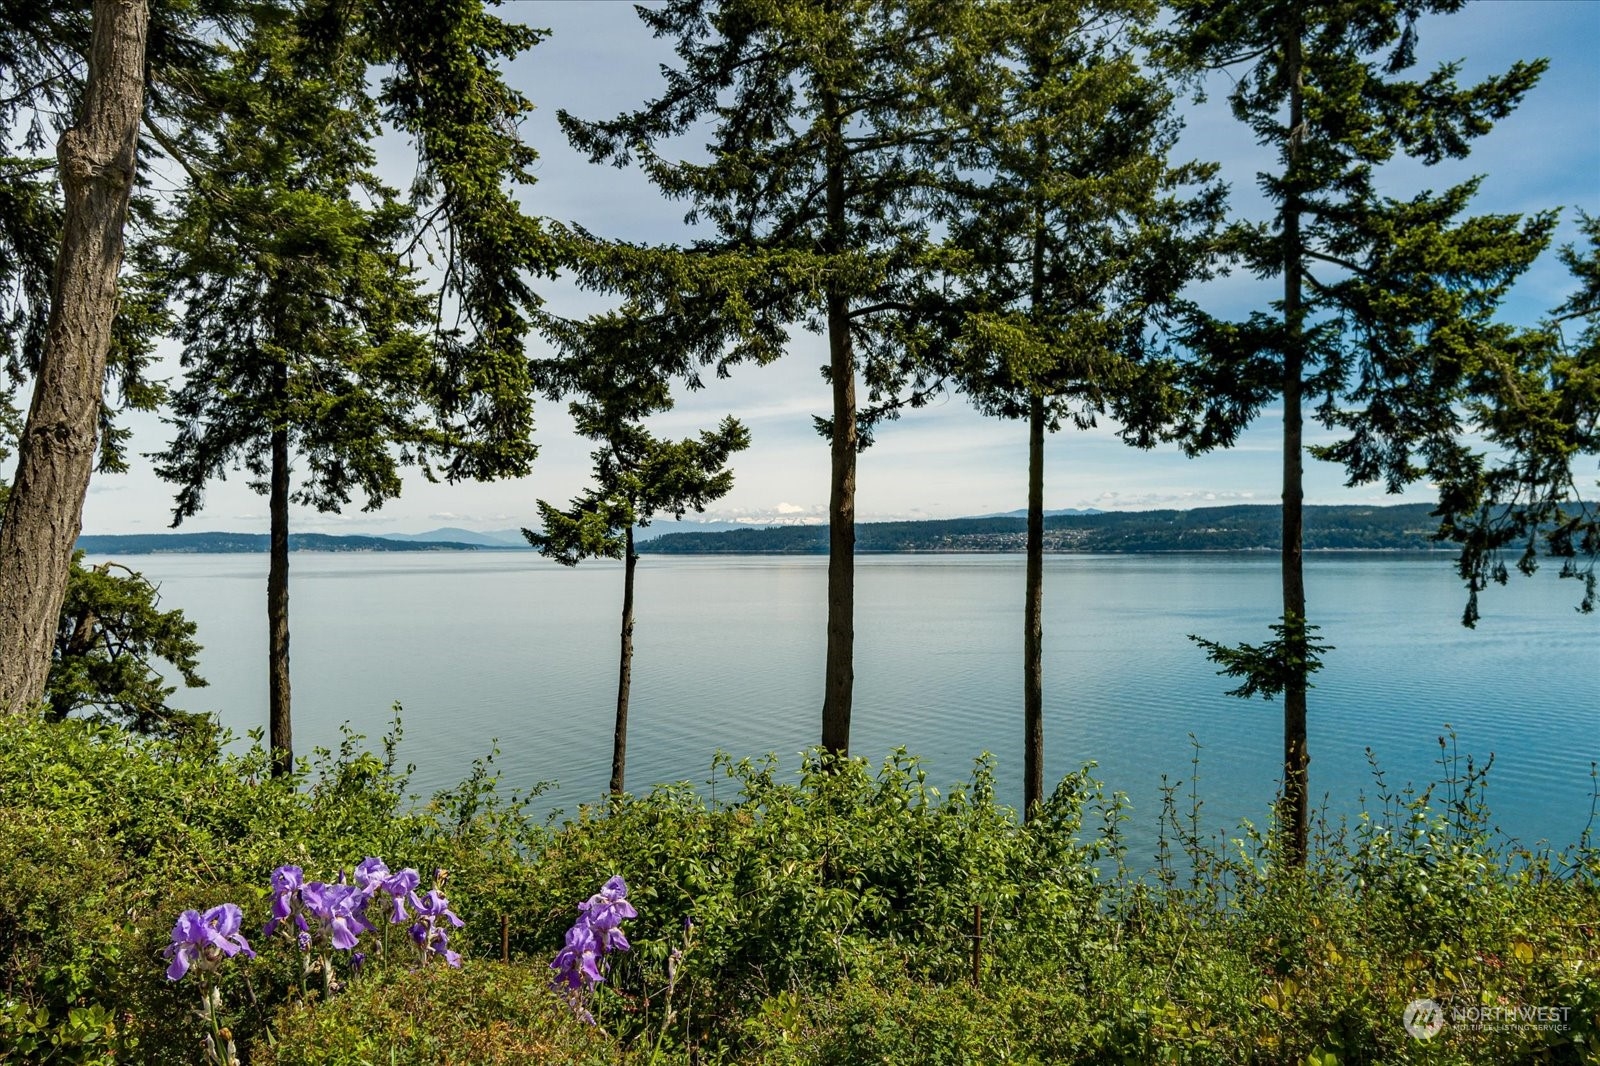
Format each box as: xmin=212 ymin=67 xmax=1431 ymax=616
xmin=638 ymin=503 xmax=1446 ymax=554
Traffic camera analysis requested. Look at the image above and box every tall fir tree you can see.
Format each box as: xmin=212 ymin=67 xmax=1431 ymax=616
xmin=527 ymin=316 xmax=750 ymax=797
xmin=153 ymin=2 xmax=433 ymax=774
xmin=940 ymin=0 xmax=1227 ymax=818
xmin=1167 ymin=0 xmax=1555 ymax=865
xmin=559 ymin=0 xmax=976 ymax=756
xmin=0 ymin=0 xmax=550 ymax=716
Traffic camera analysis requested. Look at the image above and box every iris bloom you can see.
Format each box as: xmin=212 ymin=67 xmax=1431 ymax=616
xmin=407 ymin=887 xmax=464 ymax=967
xmin=580 ymin=875 xmax=637 ymax=953
xmin=301 ymin=881 xmax=373 ymax=950
xmin=551 ymin=875 xmax=634 ymax=1013
xmin=263 ymin=864 xmax=307 ymax=938
xmin=164 ymin=904 xmax=255 ymax=981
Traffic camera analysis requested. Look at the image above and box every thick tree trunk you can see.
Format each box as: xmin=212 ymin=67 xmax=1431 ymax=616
xmin=1023 ymin=395 xmax=1045 ymax=819
xmin=0 ymin=0 xmax=147 ymax=715
xmin=611 ymin=523 xmax=636 ymax=796
xmin=1280 ymin=24 xmax=1310 ymax=867
xmin=820 ymin=83 xmax=856 ymax=757
xmin=268 ymin=418 xmax=292 ymax=776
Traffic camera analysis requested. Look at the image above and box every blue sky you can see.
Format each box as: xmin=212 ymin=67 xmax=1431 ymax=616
xmin=81 ymin=0 xmax=1600 ymax=534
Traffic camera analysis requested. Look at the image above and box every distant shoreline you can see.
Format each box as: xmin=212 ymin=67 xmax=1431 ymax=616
xmin=75 ymin=502 xmax=1457 ymax=556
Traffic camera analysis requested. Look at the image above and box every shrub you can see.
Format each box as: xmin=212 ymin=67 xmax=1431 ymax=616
xmin=259 ymin=963 xmax=617 ymax=1066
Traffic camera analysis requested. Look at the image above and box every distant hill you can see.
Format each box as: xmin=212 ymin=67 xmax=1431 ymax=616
xmin=375 ymin=521 xmax=753 ymax=547
xmin=77 ymin=532 xmax=485 ymax=555
xmin=972 ymin=507 xmax=1104 ymax=519
xmin=637 ymin=503 xmax=1449 ymax=555
xmin=377 ymin=527 xmax=525 ymax=548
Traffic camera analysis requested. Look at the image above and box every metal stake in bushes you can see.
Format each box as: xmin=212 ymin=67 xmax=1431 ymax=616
xmin=971 ymin=902 xmax=983 ymax=987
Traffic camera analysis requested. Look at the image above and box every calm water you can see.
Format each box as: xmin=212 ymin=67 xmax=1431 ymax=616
xmin=89 ymin=551 xmax=1599 ymax=858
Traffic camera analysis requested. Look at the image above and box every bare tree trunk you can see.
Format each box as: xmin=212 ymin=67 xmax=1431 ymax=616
xmin=820 ymin=81 xmax=856 ymax=758
xmin=0 ymin=0 xmax=147 ymax=715
xmin=611 ymin=523 xmax=636 ymax=796
xmin=267 ymin=414 xmax=292 ymax=776
xmin=1024 ymin=395 xmax=1045 ymax=819
xmin=1280 ymin=22 xmax=1310 ymax=867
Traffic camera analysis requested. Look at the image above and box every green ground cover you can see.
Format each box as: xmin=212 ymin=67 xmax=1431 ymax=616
xmin=1 ymin=715 xmax=1594 ymax=1065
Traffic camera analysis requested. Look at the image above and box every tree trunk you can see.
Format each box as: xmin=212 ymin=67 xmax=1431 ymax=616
xmin=611 ymin=523 xmax=636 ymax=796
xmin=820 ymin=80 xmax=857 ymax=758
xmin=1280 ymin=23 xmax=1310 ymax=867
xmin=267 ymin=413 xmax=292 ymax=776
xmin=1023 ymin=395 xmax=1045 ymax=819
xmin=0 ymin=0 xmax=148 ymax=715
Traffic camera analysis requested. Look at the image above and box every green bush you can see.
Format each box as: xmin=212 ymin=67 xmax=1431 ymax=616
xmin=259 ymin=963 xmax=617 ymax=1066
xmin=1 ymin=715 xmax=1596 ymax=1065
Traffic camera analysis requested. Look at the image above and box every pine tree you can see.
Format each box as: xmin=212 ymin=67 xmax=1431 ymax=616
xmin=941 ymin=0 xmax=1227 ymax=818
xmin=527 ymin=316 xmax=750 ymax=796
xmin=1167 ymin=0 xmax=1556 ymax=865
xmin=559 ymin=0 xmax=975 ymax=756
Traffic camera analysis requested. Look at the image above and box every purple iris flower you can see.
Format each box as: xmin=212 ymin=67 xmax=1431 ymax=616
xmin=264 ymin=864 xmax=307 ymax=938
xmin=378 ymin=867 xmax=422 ymax=924
xmin=551 ymin=921 xmax=603 ymax=991
xmin=164 ymin=903 xmax=255 ymax=981
xmin=551 ymin=876 xmax=634 ymax=1011
xmin=407 ymin=888 xmax=464 ymax=967
xmin=580 ymin=875 xmax=637 ymax=953
xmin=301 ymin=881 xmax=373 ymax=951
xmin=352 ymin=857 xmax=390 ymax=894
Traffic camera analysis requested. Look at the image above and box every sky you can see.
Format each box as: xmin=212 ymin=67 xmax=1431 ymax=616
xmin=73 ymin=0 xmax=1600 ymax=535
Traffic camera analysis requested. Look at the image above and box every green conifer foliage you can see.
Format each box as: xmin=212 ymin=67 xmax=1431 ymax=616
xmin=558 ymin=0 xmax=979 ymax=755
xmin=1165 ymin=0 xmax=1555 ymax=865
xmin=1434 ymin=213 xmax=1599 ymax=623
xmin=939 ymin=0 xmax=1227 ymax=819
xmin=154 ymin=0 xmax=550 ymax=774
xmin=527 ymin=317 xmax=750 ymax=796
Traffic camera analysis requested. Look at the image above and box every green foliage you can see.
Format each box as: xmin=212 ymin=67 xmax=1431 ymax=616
xmin=1433 ymin=212 xmax=1600 ymax=625
xmin=3 ymin=717 xmax=1595 ymax=1064
xmin=0 ymin=711 xmax=534 ymax=1064
xmin=1190 ymin=614 xmax=1333 ymax=701
xmin=153 ymin=0 xmax=439 ymax=523
xmin=46 ymin=552 xmax=208 ymax=736
xmin=939 ymin=0 xmax=1229 ymax=446
xmin=367 ymin=0 xmax=553 ymax=482
xmin=260 ymin=963 xmax=618 ymax=1066
xmin=527 ymin=323 xmax=751 ymax=565
xmin=557 ymin=0 xmax=978 ymax=440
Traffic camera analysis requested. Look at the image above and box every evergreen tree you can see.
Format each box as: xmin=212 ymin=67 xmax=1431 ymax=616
xmin=1167 ymin=0 xmax=1555 ymax=865
xmin=152 ymin=2 xmax=432 ymax=775
xmin=0 ymin=0 xmax=549 ymax=717
xmin=154 ymin=0 xmax=552 ymax=775
xmin=559 ymin=0 xmax=975 ymax=756
xmin=526 ymin=317 xmax=749 ymax=797
xmin=0 ymin=0 xmax=151 ymax=714
xmin=940 ymin=0 xmax=1226 ymax=818
xmin=1434 ymin=213 xmax=1599 ymax=623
